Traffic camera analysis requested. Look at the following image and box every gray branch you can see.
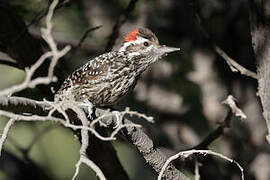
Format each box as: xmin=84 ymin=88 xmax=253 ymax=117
xmin=249 ymin=0 xmax=270 ymax=143
xmin=0 ymin=96 xmax=189 ymax=180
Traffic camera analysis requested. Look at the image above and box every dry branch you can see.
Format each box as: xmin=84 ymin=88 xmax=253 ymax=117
xmin=0 ymin=0 xmax=105 ymax=179
xmin=222 ymin=95 xmax=247 ymax=120
xmin=77 ymin=26 xmax=102 ymax=49
xmin=0 ymin=118 xmax=15 ymax=156
xmin=0 ymin=0 xmax=71 ymax=97
xmin=0 ymin=59 xmax=21 ymax=69
xmin=214 ymin=46 xmax=257 ymax=79
xmin=158 ymin=150 xmax=244 ymax=180
xmin=105 ymin=0 xmax=139 ymax=52
xmin=194 ymin=161 xmax=201 ymax=180
xmin=191 ymin=95 xmax=246 ymax=150
xmin=190 ymin=1 xmax=257 ymax=79
xmin=0 ymin=96 xmax=189 ymax=180
xmin=192 ymin=111 xmax=232 ymax=150
xmin=0 ymin=0 xmax=189 ymax=179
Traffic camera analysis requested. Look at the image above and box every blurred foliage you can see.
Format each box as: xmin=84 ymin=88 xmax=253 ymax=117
xmin=0 ymin=0 xmax=267 ymax=180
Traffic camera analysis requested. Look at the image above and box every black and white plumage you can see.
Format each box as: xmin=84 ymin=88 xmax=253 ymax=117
xmin=55 ymin=28 xmax=180 ymax=106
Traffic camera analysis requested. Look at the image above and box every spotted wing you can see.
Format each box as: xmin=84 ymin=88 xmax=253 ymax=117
xmin=57 ymin=51 xmax=125 ymax=93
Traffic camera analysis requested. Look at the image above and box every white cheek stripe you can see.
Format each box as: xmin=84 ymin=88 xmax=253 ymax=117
xmin=119 ymin=36 xmax=148 ymax=52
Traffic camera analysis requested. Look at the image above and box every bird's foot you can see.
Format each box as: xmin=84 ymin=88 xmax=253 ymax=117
xmin=78 ymin=100 xmax=94 ymax=119
xmin=112 ymin=111 xmax=122 ymax=129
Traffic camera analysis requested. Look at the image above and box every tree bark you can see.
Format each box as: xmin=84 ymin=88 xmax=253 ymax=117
xmin=249 ymin=0 xmax=270 ymax=143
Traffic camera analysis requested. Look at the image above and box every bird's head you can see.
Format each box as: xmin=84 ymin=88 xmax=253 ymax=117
xmin=119 ymin=28 xmax=180 ymax=65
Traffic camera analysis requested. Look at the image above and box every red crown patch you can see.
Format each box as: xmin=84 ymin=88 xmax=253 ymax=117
xmin=124 ymin=28 xmax=139 ymax=42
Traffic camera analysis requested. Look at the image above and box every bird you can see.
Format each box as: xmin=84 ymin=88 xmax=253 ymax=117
xmin=55 ymin=27 xmax=180 ymax=107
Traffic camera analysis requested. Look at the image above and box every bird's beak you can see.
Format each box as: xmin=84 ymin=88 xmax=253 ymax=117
xmin=159 ymin=45 xmax=180 ymax=54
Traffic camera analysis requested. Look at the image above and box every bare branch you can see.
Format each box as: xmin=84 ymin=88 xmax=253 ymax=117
xmin=158 ymin=150 xmax=244 ymax=180
xmin=0 ymin=1 xmax=131 ymax=179
xmin=26 ymin=0 xmax=69 ymax=29
xmin=0 ymin=118 xmax=15 ymax=156
xmin=191 ymin=95 xmax=245 ymax=150
xmin=77 ymin=26 xmax=102 ymax=49
xmin=222 ymin=95 xmax=247 ymax=120
xmin=68 ymin=102 xmax=106 ymax=180
xmin=190 ymin=2 xmax=257 ymax=79
xmin=214 ymin=46 xmax=257 ymax=79
xmin=194 ymin=161 xmax=201 ymax=180
xmin=0 ymin=52 xmax=52 ymax=96
xmin=191 ymin=111 xmax=232 ymax=149
xmin=0 ymin=96 xmax=189 ymax=180
xmin=0 ymin=0 xmax=71 ymax=97
xmin=73 ymin=155 xmax=107 ymax=180
xmin=29 ymin=27 xmax=103 ymax=54
xmin=105 ymin=0 xmax=139 ymax=52
xmin=0 ymin=98 xmax=149 ymax=180
xmin=0 ymin=59 xmax=21 ymax=69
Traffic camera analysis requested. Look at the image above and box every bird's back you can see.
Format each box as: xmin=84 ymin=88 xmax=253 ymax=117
xmin=55 ymin=51 xmax=140 ymax=106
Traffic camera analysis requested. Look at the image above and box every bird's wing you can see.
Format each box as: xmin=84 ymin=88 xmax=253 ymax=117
xmin=57 ymin=51 xmax=125 ymax=93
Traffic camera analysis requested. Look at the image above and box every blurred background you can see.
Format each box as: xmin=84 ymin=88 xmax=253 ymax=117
xmin=0 ymin=0 xmax=269 ymax=179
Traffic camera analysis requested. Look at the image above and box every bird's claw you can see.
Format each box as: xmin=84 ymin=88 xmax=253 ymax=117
xmin=112 ymin=111 xmax=122 ymax=129
xmin=79 ymin=100 xmax=94 ymax=119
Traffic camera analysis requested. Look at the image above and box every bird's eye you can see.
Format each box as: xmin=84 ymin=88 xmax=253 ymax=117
xmin=144 ymin=42 xmax=149 ymax=47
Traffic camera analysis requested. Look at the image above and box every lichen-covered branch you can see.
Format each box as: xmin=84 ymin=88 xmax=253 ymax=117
xmin=0 ymin=96 xmax=189 ymax=180
xmin=0 ymin=118 xmax=15 ymax=156
xmin=0 ymin=0 xmax=189 ymax=179
xmin=0 ymin=0 xmax=71 ymax=97
xmin=158 ymin=150 xmax=244 ymax=180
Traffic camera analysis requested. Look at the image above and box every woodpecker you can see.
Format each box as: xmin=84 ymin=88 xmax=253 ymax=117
xmin=55 ymin=28 xmax=180 ymax=106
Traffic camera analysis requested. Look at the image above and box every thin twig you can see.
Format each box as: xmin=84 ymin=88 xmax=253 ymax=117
xmin=158 ymin=150 xmax=244 ymax=180
xmin=0 ymin=0 xmax=180 ymax=179
xmin=190 ymin=1 xmax=257 ymax=79
xmin=73 ymin=155 xmax=107 ymax=180
xmin=67 ymin=100 xmax=106 ymax=180
xmin=0 ymin=59 xmax=21 ymax=69
xmin=0 ymin=52 xmax=53 ymax=96
xmin=0 ymin=119 xmax=15 ymax=156
xmin=105 ymin=0 xmax=139 ymax=52
xmin=192 ymin=111 xmax=232 ymax=149
xmin=0 ymin=0 xmax=71 ymax=97
xmin=222 ymin=95 xmax=247 ymax=120
xmin=26 ymin=0 xmax=70 ymax=28
xmin=214 ymin=46 xmax=257 ymax=79
xmin=191 ymin=95 xmax=246 ymax=149
xmin=194 ymin=161 xmax=201 ymax=180
xmin=13 ymin=0 xmax=70 ymax=47
xmin=0 ymin=96 xmax=188 ymax=180
xmin=29 ymin=27 xmax=103 ymax=54
xmin=77 ymin=26 xmax=102 ymax=49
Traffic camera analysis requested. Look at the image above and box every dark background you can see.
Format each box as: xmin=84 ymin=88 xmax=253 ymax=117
xmin=0 ymin=0 xmax=268 ymax=180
